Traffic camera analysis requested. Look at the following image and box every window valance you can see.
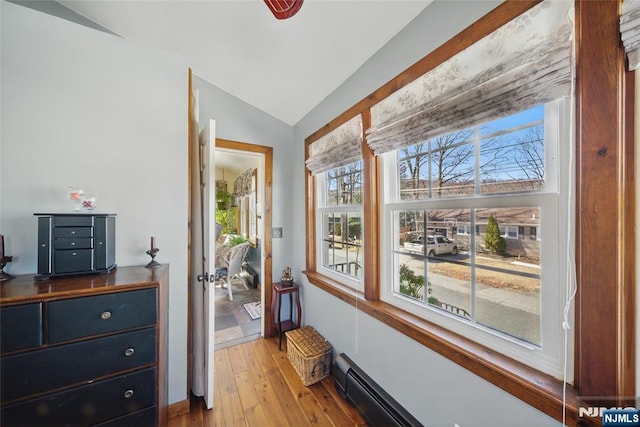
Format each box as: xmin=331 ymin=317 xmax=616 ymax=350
xmin=305 ymin=114 xmax=363 ymax=175
xmin=621 ymin=0 xmax=640 ymax=70
xmin=366 ymin=0 xmax=573 ymax=155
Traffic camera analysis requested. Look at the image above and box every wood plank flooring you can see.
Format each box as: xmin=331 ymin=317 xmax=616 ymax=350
xmin=168 ymin=336 xmax=368 ymax=426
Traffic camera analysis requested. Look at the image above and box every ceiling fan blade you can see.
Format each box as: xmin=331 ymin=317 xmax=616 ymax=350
xmin=264 ymin=0 xmax=304 ymax=20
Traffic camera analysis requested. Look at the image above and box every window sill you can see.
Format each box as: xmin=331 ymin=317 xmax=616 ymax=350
xmin=304 ymin=270 xmax=584 ymax=426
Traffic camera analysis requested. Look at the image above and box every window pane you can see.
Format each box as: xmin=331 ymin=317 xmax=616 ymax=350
xmin=480 ymin=106 xmax=545 ymax=194
xmin=397 ymin=253 xmax=427 ymax=302
xmin=394 ymin=209 xmax=471 ymax=318
xmin=474 ymin=207 xmax=541 ymax=345
xmin=475 ymin=270 xmax=540 ymax=345
xmin=426 ymin=209 xmax=471 ymax=318
xmin=429 ymin=131 xmax=474 ymax=198
xmin=322 ymin=212 xmax=362 ymax=278
xmin=325 ymin=161 xmax=363 ymax=207
xmin=398 ymin=143 xmax=430 ymax=200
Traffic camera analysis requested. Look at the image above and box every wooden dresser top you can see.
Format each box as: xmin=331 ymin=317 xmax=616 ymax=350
xmin=0 ymin=265 xmax=168 ymax=305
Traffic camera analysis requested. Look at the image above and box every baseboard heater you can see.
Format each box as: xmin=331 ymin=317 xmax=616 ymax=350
xmin=333 ymin=353 xmax=423 ymax=427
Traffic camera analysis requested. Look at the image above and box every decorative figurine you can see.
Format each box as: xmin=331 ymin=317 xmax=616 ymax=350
xmin=145 ymin=236 xmax=160 ymax=268
xmin=281 ymin=266 xmax=293 ymax=287
xmin=0 ymin=234 xmax=14 ymax=281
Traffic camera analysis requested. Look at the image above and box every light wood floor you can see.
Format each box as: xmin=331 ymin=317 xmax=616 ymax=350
xmin=168 ymin=336 xmax=368 ymax=426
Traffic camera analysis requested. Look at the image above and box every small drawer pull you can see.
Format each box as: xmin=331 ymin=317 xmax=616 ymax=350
xmin=98 ymin=241 xmax=103 ymax=245
xmin=71 ymin=231 xmax=76 ymax=235
xmin=100 ymin=311 xmax=112 ymax=320
xmin=70 ymin=242 xmax=76 ymax=246
xmin=71 ymin=252 xmax=77 ymax=256
xmin=41 ymin=243 xmax=47 ymax=247
xmin=124 ymin=389 xmax=134 ymax=399
xmin=124 ymin=347 xmax=135 ymax=357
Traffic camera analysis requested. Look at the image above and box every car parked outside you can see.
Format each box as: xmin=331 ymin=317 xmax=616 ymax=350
xmin=403 ymin=234 xmax=458 ymax=256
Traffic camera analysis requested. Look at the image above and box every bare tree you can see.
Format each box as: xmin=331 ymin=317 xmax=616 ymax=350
xmin=398 ymin=126 xmax=508 ymax=199
xmin=431 ymin=129 xmax=474 ymax=197
xmin=399 ymin=142 xmax=428 ymax=199
xmin=511 ymin=126 xmax=544 ymax=189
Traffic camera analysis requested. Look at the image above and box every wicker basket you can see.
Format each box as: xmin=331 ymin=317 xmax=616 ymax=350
xmin=285 ymin=326 xmax=332 ymax=386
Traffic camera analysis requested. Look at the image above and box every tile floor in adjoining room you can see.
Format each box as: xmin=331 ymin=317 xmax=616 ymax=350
xmin=214 ymin=277 xmax=261 ymax=350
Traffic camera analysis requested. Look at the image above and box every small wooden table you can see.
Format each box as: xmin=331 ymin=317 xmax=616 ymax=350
xmin=271 ymin=281 xmax=302 ymax=350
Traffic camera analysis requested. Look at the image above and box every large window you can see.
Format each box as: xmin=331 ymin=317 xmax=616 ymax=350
xmin=382 ymin=101 xmax=569 ymax=377
xmin=316 ymin=161 xmax=364 ymax=287
xmin=304 ymin=1 xmax=633 ymax=422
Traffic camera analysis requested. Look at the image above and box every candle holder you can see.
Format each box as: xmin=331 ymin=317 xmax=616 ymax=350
xmin=145 ymin=248 xmax=160 ymax=268
xmin=0 ymin=256 xmax=14 ymax=281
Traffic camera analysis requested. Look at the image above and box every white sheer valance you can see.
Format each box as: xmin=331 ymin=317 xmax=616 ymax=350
xmin=306 ymin=114 xmax=363 ymax=175
xmin=366 ymin=0 xmax=573 ymax=155
xmin=621 ymin=0 xmax=640 ymax=70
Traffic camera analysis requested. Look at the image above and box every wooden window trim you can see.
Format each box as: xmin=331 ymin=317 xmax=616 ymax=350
xmin=304 ymin=1 xmax=635 ymax=425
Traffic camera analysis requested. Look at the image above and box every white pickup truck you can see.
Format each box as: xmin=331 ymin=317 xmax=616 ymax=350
xmin=403 ymin=234 xmax=458 ymax=256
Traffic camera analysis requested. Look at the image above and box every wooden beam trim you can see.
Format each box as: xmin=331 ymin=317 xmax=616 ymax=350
xmin=574 ymin=0 xmax=635 ymax=406
xmin=362 ymin=109 xmax=380 ymax=300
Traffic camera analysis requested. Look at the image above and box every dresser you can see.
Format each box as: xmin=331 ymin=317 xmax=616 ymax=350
xmin=0 ymin=265 xmax=169 ymax=426
xmin=35 ymin=213 xmax=117 ymax=280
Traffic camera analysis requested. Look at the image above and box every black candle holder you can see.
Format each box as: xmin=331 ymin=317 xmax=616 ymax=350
xmin=145 ymin=248 xmax=160 ymax=268
xmin=0 ymin=256 xmax=14 ymax=281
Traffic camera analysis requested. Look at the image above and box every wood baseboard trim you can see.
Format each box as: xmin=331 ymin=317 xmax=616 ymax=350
xmin=168 ymin=399 xmax=190 ymax=419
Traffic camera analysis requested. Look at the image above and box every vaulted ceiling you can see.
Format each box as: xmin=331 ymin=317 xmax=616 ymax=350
xmin=57 ymin=0 xmax=433 ymax=126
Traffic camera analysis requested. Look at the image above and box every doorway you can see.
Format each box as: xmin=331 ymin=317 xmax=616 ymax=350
xmin=212 ymin=138 xmax=273 ymax=345
xmin=213 ymin=148 xmax=262 ymax=349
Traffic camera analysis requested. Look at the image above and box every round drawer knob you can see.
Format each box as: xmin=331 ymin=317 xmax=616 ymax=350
xmin=71 ymin=231 xmax=76 ymax=235
xmin=124 ymin=389 xmax=134 ymax=399
xmin=40 ymin=243 xmax=47 ymax=248
xmin=100 ymin=311 xmax=112 ymax=320
xmin=124 ymin=348 xmax=135 ymax=357
xmin=70 ymin=242 xmax=76 ymax=246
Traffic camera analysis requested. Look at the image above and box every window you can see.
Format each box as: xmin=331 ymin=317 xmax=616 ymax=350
xmin=499 ymin=226 xmax=519 ymax=239
xmin=382 ymin=101 xmax=570 ymax=376
xmin=316 ymin=161 xmax=364 ymax=287
xmin=304 ymin=0 xmax=632 ymax=422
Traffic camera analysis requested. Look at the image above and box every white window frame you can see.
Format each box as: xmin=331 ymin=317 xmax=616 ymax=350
xmin=499 ymin=226 xmax=519 ymax=239
xmin=380 ymin=99 xmax=572 ymax=379
xmin=315 ymin=163 xmax=364 ymax=291
xmin=457 ymin=224 xmax=471 ymax=235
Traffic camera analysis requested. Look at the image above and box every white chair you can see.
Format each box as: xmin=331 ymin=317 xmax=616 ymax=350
xmin=216 ymin=242 xmax=251 ymax=301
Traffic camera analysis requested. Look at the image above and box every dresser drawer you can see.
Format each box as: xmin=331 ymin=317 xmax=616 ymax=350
xmin=54 ymin=226 xmax=93 ymax=238
xmin=53 ymin=248 xmax=93 ymax=273
xmin=1 ymin=328 xmax=157 ymax=402
xmin=48 ymin=288 xmax=157 ymax=343
xmin=0 ymin=303 xmax=42 ymax=354
xmin=1 ymin=367 xmax=156 ymax=427
xmin=93 ymin=405 xmax=157 ymax=427
xmin=54 ymin=237 xmax=93 ymax=249
xmin=53 ymin=215 xmax=93 ymax=227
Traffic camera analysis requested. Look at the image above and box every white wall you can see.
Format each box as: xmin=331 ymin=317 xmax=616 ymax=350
xmin=292 ymin=1 xmax=561 ymax=425
xmin=193 ymin=75 xmax=294 ymax=279
xmin=1 ymin=1 xmax=295 ymax=407
xmin=1 ymin=1 xmax=189 ymax=404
